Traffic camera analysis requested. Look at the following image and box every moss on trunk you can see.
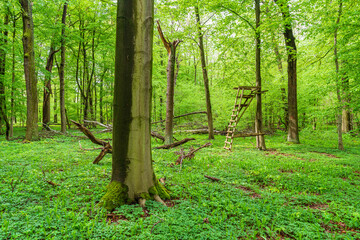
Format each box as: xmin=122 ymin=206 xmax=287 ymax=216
xmin=98 ymin=181 xmax=129 ymax=211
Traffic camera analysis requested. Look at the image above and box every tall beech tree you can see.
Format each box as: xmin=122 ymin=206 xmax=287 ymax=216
xmin=274 ymin=0 xmax=299 ymax=143
xmin=0 ymin=10 xmax=10 ymax=139
xmin=59 ymin=2 xmax=67 ymax=133
xmin=99 ymin=0 xmax=169 ymax=210
xmin=195 ymin=6 xmax=214 ymax=140
xmin=156 ymin=21 xmax=181 ymax=145
xmin=334 ymin=0 xmax=344 ymax=150
xmin=255 ymin=0 xmax=266 ymax=150
xmin=20 ymin=0 xmax=38 ymax=141
xmin=42 ymin=43 xmax=56 ymax=128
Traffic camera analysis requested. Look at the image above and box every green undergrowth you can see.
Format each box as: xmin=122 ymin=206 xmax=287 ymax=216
xmin=0 ymin=127 xmax=359 ymax=239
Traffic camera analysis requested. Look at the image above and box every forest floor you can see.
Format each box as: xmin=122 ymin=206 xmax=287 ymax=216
xmin=0 ymin=127 xmax=359 ymax=239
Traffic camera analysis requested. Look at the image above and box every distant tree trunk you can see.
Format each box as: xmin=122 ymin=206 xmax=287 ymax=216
xmin=99 ymin=0 xmax=169 ymax=211
xmin=255 ymin=0 xmax=266 ymax=150
xmin=53 ymin=84 xmax=57 ymax=123
xmin=9 ymin=15 xmax=17 ymax=138
xmin=42 ymin=44 xmax=56 ymax=128
xmin=272 ymin=35 xmax=288 ymax=130
xmin=99 ymin=69 xmax=106 ymax=124
xmin=0 ymin=12 xmax=10 ymax=139
xmin=156 ymin=21 xmax=181 ymax=145
xmin=275 ymin=0 xmax=299 ymax=143
xmin=334 ymin=0 xmax=344 ymax=150
xmin=20 ymin=0 xmax=39 ymax=141
xmin=341 ymin=74 xmax=350 ymax=132
xmin=195 ymin=6 xmax=214 ymax=140
xmin=59 ymin=2 xmax=67 ymax=133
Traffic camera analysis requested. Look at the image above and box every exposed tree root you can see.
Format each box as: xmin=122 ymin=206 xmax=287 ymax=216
xmin=139 ymin=198 xmax=146 ymax=208
xmin=154 ymin=195 xmax=167 ymax=206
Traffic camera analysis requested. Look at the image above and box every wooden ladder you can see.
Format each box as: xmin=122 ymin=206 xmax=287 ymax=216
xmin=224 ymin=86 xmax=260 ymax=151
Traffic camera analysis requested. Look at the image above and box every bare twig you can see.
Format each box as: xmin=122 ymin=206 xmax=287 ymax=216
xmin=204 ymin=175 xmax=221 ymax=182
xmin=10 ymin=165 xmax=27 ymax=192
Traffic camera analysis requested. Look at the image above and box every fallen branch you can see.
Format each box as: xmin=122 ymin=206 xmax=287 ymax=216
xmin=151 ymin=131 xmax=165 ymax=142
xmin=71 ymin=120 xmax=110 ymax=148
xmin=175 ymin=142 xmax=212 ymax=165
xmin=152 ymin=111 xmax=207 ymax=124
xmin=154 ymin=138 xmax=195 ymax=149
xmin=78 ymin=141 xmax=103 ymax=151
xmin=40 ymin=166 xmax=60 ymax=186
xmin=204 ymin=175 xmax=221 ymax=182
xmin=71 ymin=120 xmax=112 ymax=164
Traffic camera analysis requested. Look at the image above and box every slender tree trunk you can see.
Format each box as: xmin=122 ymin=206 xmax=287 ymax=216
xmin=255 ymin=0 xmax=266 ymax=150
xmin=0 ymin=12 xmax=10 ymax=139
xmin=195 ymin=6 xmax=214 ymax=140
xmin=53 ymin=84 xmax=57 ymax=123
xmin=42 ymin=44 xmax=56 ymax=128
xmin=99 ymin=0 xmax=169 ymax=211
xmin=59 ymin=2 xmax=67 ymax=133
xmin=10 ymin=15 xmax=17 ymax=138
xmin=341 ymin=74 xmax=350 ymax=132
xmin=334 ymin=0 xmax=344 ymax=150
xmin=275 ymin=0 xmax=299 ymax=143
xmin=99 ymin=70 xmax=104 ymax=124
xmin=156 ymin=21 xmax=181 ymax=145
xmin=20 ymin=0 xmax=39 ymax=141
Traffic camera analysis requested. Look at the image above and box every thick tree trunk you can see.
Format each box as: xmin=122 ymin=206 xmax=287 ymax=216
xmin=334 ymin=1 xmax=344 ymax=150
xmin=42 ymin=45 xmax=56 ymax=128
xmin=195 ymin=6 xmax=214 ymax=140
xmin=20 ymin=0 xmax=39 ymax=141
xmin=275 ymin=0 xmax=299 ymax=143
xmin=59 ymin=2 xmax=67 ymax=133
xmin=255 ymin=0 xmax=266 ymax=150
xmin=99 ymin=0 xmax=169 ymax=211
xmin=156 ymin=21 xmax=181 ymax=145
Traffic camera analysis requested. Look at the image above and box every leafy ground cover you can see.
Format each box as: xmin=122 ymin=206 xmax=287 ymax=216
xmin=0 ymin=127 xmax=359 ymax=239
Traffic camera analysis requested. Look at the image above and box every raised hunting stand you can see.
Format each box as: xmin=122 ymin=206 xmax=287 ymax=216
xmin=224 ymin=86 xmax=266 ymax=151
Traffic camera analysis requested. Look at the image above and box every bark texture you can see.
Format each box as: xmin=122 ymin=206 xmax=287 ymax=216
xmin=255 ymin=0 xmax=266 ymax=150
xmin=42 ymin=45 xmax=56 ymax=127
xmin=156 ymin=21 xmax=181 ymax=145
xmin=99 ymin=0 xmax=169 ymax=211
xmin=59 ymin=2 xmax=67 ymax=133
xmin=195 ymin=6 xmax=214 ymax=140
xmin=275 ymin=0 xmax=299 ymax=143
xmin=0 ymin=12 xmax=10 ymax=139
xmin=20 ymin=0 xmax=39 ymax=141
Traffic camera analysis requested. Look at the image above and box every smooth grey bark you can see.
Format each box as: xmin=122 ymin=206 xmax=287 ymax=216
xmin=10 ymin=15 xmax=17 ymax=138
xmin=20 ymin=0 xmax=39 ymax=141
xmin=274 ymin=0 xmax=299 ymax=143
xmin=255 ymin=0 xmax=266 ymax=150
xmin=99 ymin=0 xmax=168 ymax=211
xmin=195 ymin=6 xmax=214 ymax=140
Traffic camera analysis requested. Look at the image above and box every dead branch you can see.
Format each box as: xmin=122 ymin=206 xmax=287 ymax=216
xmin=152 ymin=111 xmax=207 ymax=124
xmin=78 ymin=141 xmax=103 ymax=151
xmin=71 ymin=120 xmax=112 ymax=164
xmin=10 ymin=165 xmax=26 ymax=192
xmin=204 ymin=175 xmax=221 ymax=182
xmin=151 ymin=131 xmax=165 ymax=142
xmin=40 ymin=166 xmax=60 ymax=186
xmin=71 ymin=120 xmax=109 ymax=147
xmin=154 ymin=138 xmax=195 ymax=149
xmin=175 ymin=142 xmax=212 ymax=165
xmin=83 ymin=120 xmax=112 ymax=130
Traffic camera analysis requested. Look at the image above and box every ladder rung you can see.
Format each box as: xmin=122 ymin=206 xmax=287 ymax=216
xmin=229 ymin=120 xmax=236 ymax=123
xmin=237 ymin=94 xmax=253 ymax=98
xmin=224 ymin=141 xmax=232 ymax=144
xmin=231 ymin=114 xmax=237 ymax=117
xmin=235 ymin=104 xmax=249 ymax=108
xmin=224 ymin=147 xmax=231 ymax=150
xmin=228 ymin=125 xmax=235 ymax=128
